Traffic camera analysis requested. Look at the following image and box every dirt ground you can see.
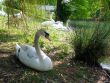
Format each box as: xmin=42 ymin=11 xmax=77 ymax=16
xmin=0 ymin=52 xmax=110 ymax=83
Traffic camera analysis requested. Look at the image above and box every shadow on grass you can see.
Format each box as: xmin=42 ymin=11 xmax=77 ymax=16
xmin=0 ymin=53 xmax=23 ymax=83
xmin=0 ymin=51 xmax=103 ymax=83
xmin=0 ymin=29 xmax=24 ymax=42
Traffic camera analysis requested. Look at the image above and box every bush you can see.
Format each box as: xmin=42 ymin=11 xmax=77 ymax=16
xmin=70 ymin=23 xmax=110 ymax=67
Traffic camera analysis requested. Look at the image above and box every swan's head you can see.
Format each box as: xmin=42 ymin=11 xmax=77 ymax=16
xmin=37 ymin=29 xmax=51 ymax=41
xmin=44 ymin=31 xmax=51 ymax=41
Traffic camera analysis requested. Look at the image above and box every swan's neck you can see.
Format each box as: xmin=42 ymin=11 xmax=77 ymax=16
xmin=50 ymin=13 xmax=54 ymax=21
xmin=50 ymin=14 xmax=52 ymax=20
xmin=34 ymin=33 xmax=43 ymax=59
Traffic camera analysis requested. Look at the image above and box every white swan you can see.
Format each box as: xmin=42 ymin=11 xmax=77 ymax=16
xmin=51 ymin=21 xmax=67 ymax=30
xmin=41 ymin=12 xmax=55 ymax=27
xmin=41 ymin=12 xmax=71 ymax=31
xmin=0 ymin=7 xmax=7 ymax=16
xmin=100 ymin=63 xmax=110 ymax=70
xmin=14 ymin=11 xmax=23 ymax=18
xmin=51 ymin=20 xmax=71 ymax=31
xmin=16 ymin=29 xmax=53 ymax=71
xmin=62 ymin=0 xmax=71 ymax=4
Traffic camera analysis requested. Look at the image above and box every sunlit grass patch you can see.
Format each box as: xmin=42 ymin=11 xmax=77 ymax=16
xmin=0 ymin=16 xmax=72 ymax=57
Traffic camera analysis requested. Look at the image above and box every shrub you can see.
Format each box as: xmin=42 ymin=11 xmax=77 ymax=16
xmin=70 ymin=23 xmax=110 ymax=67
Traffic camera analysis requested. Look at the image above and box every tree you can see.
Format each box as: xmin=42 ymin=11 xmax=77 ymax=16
xmin=55 ymin=0 xmax=72 ymax=23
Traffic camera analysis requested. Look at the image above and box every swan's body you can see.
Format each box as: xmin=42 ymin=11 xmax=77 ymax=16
xmin=41 ymin=20 xmax=55 ymax=27
xmin=16 ymin=29 xmax=53 ymax=71
xmin=41 ymin=12 xmax=55 ymax=27
xmin=51 ymin=21 xmax=70 ymax=31
xmin=52 ymin=21 xmax=67 ymax=30
xmin=14 ymin=11 xmax=23 ymax=18
xmin=42 ymin=20 xmax=71 ymax=31
xmin=100 ymin=63 xmax=110 ymax=70
xmin=41 ymin=12 xmax=71 ymax=31
xmin=0 ymin=7 xmax=7 ymax=16
xmin=62 ymin=0 xmax=70 ymax=4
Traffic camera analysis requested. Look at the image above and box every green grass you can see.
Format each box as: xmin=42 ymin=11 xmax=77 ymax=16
xmin=0 ymin=16 xmax=71 ymax=54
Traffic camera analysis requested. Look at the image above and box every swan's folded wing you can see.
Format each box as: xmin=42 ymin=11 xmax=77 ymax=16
xmin=27 ymin=53 xmax=38 ymax=59
xmin=20 ymin=45 xmax=29 ymax=51
xmin=20 ymin=45 xmax=39 ymax=59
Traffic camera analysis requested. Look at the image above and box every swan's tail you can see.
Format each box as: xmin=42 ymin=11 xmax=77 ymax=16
xmin=16 ymin=43 xmax=21 ymax=57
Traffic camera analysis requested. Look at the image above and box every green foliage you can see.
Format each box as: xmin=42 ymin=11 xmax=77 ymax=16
xmin=69 ymin=0 xmax=110 ymax=20
xmin=70 ymin=22 xmax=110 ymax=66
xmin=3 ymin=0 xmax=22 ymax=14
xmin=70 ymin=0 xmax=102 ymax=20
xmin=46 ymin=0 xmax=57 ymax=5
xmin=3 ymin=0 xmax=56 ymax=20
xmin=98 ymin=0 xmax=110 ymax=21
xmin=2 ymin=0 xmax=110 ymax=20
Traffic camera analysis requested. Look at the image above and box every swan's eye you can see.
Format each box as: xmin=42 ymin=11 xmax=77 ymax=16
xmin=44 ymin=31 xmax=51 ymax=41
xmin=44 ymin=31 xmax=49 ymax=37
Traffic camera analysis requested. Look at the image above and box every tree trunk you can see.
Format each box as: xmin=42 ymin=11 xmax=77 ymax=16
xmin=55 ymin=0 xmax=63 ymax=21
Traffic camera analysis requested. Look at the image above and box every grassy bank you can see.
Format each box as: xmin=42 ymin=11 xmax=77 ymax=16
xmin=0 ymin=16 xmax=109 ymax=83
